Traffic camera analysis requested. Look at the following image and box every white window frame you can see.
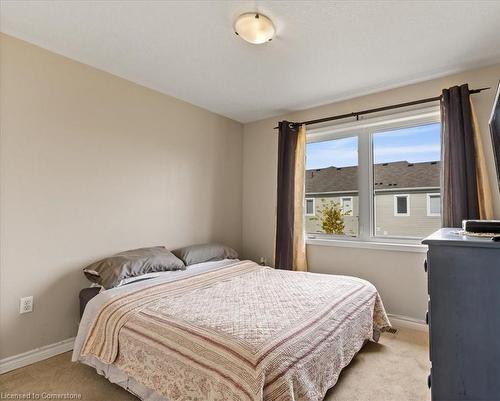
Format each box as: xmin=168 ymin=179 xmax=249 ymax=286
xmin=305 ymin=198 xmax=315 ymax=216
xmin=305 ymin=105 xmax=441 ymax=248
xmin=393 ymin=194 xmax=410 ymax=216
xmin=427 ymin=193 xmax=441 ymax=217
xmin=341 ymin=197 xmax=353 ymax=214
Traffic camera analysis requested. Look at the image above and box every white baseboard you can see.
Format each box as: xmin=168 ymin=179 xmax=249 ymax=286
xmin=0 ymin=337 xmax=75 ymax=374
xmin=388 ymin=313 xmax=428 ymax=332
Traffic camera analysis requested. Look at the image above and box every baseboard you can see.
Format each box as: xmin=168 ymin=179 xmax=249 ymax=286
xmin=0 ymin=337 xmax=75 ymax=374
xmin=388 ymin=314 xmax=428 ymax=332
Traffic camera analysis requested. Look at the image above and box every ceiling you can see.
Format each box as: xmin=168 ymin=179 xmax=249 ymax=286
xmin=2 ymin=1 xmax=500 ymax=123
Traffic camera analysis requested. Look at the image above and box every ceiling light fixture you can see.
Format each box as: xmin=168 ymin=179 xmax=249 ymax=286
xmin=234 ymin=13 xmax=275 ymax=44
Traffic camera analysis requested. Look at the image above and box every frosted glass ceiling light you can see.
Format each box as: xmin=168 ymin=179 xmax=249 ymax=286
xmin=234 ymin=13 xmax=275 ymax=44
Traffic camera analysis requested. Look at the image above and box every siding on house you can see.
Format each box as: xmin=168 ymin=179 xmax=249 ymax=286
xmin=374 ymin=192 xmax=441 ymax=237
xmin=305 ymin=160 xmax=441 ymax=238
xmin=305 ymin=195 xmax=359 ymax=236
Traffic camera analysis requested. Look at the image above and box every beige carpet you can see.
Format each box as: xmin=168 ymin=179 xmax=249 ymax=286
xmin=0 ymin=327 xmax=430 ymax=401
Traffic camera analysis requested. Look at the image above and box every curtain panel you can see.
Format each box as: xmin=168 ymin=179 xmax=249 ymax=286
xmin=471 ymin=103 xmax=494 ymax=219
xmin=440 ymin=83 xmax=492 ymax=227
xmin=275 ymin=122 xmax=307 ymax=271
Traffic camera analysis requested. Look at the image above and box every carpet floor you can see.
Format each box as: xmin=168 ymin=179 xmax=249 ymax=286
xmin=0 ymin=327 xmax=430 ymax=401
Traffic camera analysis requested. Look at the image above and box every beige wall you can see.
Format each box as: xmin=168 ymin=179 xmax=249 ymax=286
xmin=307 ymin=246 xmax=427 ymax=320
xmin=242 ymin=63 xmax=500 ymax=321
xmin=0 ymin=34 xmax=243 ymax=359
xmin=2 ymin=31 xmax=499 ymax=359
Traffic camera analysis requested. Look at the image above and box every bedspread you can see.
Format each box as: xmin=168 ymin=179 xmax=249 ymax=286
xmin=80 ymin=260 xmax=390 ymax=401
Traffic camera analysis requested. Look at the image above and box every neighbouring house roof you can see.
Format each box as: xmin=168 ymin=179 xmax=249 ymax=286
xmin=305 ymin=161 xmax=440 ymax=194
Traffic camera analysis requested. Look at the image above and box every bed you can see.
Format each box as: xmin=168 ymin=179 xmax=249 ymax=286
xmin=73 ymin=258 xmax=390 ymax=401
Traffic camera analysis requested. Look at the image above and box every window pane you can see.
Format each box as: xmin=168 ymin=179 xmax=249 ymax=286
xmin=305 ymin=136 xmax=358 ymax=237
xmin=429 ymin=194 xmax=440 ymax=215
xmin=305 ymin=199 xmax=314 ymax=215
xmin=396 ymin=196 xmax=408 ymax=214
xmin=341 ymin=197 xmax=353 ymax=214
xmin=373 ymin=123 xmax=441 ymax=238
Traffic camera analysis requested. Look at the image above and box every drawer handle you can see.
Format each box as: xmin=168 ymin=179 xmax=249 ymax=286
xmin=427 ymin=374 xmax=431 ymax=389
xmin=424 ymin=259 xmax=428 ymax=273
xmin=426 ymin=311 xmax=429 ymax=325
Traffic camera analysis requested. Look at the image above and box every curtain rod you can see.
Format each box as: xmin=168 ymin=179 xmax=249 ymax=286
xmin=273 ymin=87 xmax=490 ymax=129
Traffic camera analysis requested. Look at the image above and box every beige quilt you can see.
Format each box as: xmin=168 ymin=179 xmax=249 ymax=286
xmin=81 ymin=260 xmax=390 ymax=401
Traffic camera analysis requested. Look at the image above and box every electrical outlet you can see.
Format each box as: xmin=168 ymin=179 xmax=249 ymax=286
xmin=20 ymin=296 xmax=33 ymax=314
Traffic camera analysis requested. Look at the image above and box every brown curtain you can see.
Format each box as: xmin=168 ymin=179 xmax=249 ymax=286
xmin=275 ymin=122 xmax=308 ymax=271
xmin=440 ymin=84 xmax=480 ymax=227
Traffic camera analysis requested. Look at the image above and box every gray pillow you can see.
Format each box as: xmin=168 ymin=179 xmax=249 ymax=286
xmin=172 ymin=243 xmax=238 ymax=266
xmin=83 ymin=246 xmax=185 ymax=289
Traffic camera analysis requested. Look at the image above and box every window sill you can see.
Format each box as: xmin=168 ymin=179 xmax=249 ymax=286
xmin=306 ymin=238 xmax=428 ymax=253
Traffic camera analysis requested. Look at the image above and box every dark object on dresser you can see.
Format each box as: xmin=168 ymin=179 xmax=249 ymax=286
xmin=462 ymin=219 xmax=500 ymax=234
xmin=79 ymin=287 xmax=100 ymax=318
xmin=422 ymin=228 xmax=500 ymax=401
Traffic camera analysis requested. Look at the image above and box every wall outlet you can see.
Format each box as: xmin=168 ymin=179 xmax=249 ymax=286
xmin=259 ymin=256 xmax=267 ymax=266
xmin=20 ymin=296 xmax=33 ymax=314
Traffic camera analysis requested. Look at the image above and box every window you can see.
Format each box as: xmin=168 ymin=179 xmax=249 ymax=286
xmin=304 ymin=136 xmax=358 ymax=237
xmin=373 ymin=121 xmax=441 ymax=238
xmin=394 ymin=195 xmax=410 ymax=216
xmin=341 ymin=197 xmax=353 ymax=214
xmin=427 ymin=193 xmax=441 ymax=216
xmin=305 ymin=198 xmax=315 ymax=216
xmin=305 ymin=106 xmax=441 ymax=243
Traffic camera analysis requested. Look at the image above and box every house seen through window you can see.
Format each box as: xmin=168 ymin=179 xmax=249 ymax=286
xmin=305 ymin=115 xmax=441 ymax=241
xmin=373 ymin=123 xmax=441 ymax=238
xmin=305 ymin=136 xmax=359 ymax=237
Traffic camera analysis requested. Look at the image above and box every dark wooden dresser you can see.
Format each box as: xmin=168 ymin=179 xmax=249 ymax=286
xmin=422 ymin=228 xmax=500 ymax=401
